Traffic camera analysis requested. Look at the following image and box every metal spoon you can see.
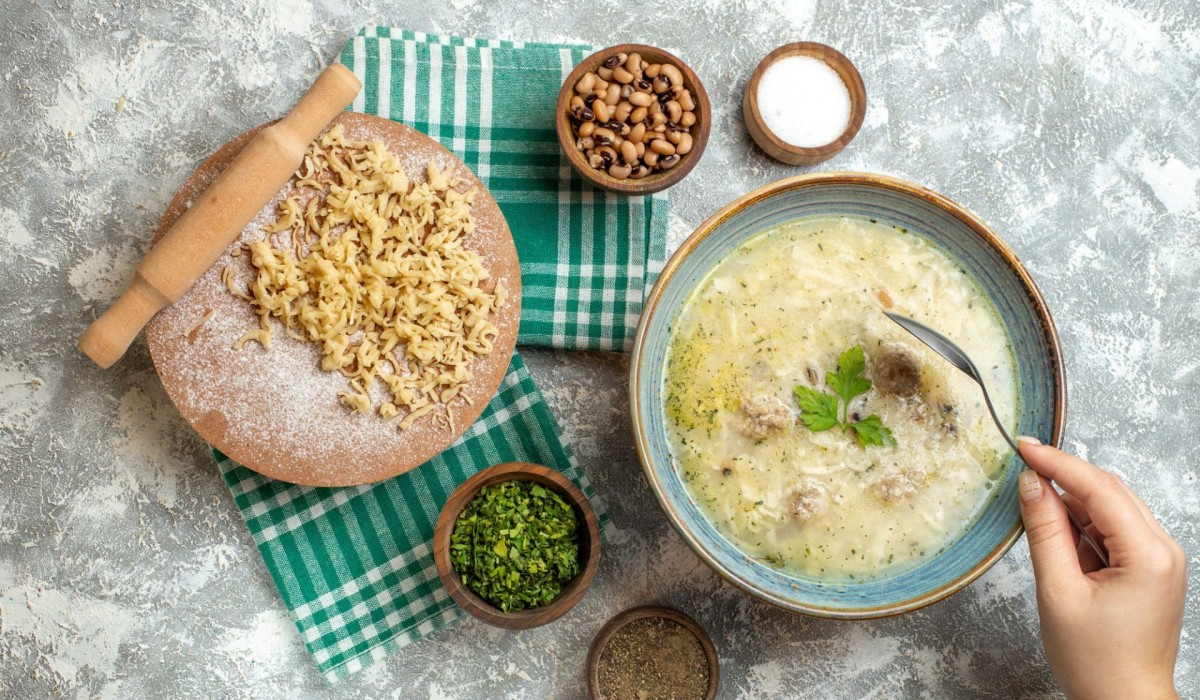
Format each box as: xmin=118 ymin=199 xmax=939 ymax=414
xmin=884 ymin=311 xmax=1109 ymax=568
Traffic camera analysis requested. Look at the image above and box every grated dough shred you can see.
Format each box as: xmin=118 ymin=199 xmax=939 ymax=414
xmin=228 ymin=125 xmax=506 ymax=430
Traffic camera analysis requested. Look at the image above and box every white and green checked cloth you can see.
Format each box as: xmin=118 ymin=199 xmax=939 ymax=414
xmin=209 ymin=29 xmax=674 ymax=683
xmin=340 ymin=27 xmax=668 ymax=352
xmin=217 ymin=355 xmax=607 ymax=682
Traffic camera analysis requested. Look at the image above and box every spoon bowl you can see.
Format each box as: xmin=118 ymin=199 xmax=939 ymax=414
xmin=884 ymin=311 xmax=1109 ymax=567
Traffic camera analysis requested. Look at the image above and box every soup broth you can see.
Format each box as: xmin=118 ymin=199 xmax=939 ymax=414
xmin=663 ymin=217 xmax=1018 ymax=580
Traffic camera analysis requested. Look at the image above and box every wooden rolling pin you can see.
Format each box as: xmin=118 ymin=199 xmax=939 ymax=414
xmin=78 ymin=63 xmax=362 ymax=369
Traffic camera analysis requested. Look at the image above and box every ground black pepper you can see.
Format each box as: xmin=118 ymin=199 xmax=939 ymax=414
xmin=595 ymin=616 xmax=710 ymax=700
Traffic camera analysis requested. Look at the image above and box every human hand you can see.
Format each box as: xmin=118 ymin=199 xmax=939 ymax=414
xmin=1016 ymin=437 xmax=1186 ymax=700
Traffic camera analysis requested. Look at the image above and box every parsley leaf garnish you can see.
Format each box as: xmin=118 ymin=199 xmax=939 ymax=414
xmin=794 ymin=385 xmax=840 ymax=431
xmin=793 ymin=344 xmax=896 ymax=448
xmin=849 ymin=414 xmax=895 ymax=448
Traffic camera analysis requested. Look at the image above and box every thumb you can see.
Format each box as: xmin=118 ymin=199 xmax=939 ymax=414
xmin=1017 ymin=467 xmax=1083 ymax=594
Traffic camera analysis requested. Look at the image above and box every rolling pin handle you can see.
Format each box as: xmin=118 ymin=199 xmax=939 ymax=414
xmin=77 ymin=63 xmax=362 ymax=369
xmin=77 ymin=275 xmax=170 ymax=369
xmin=278 ymin=63 xmax=363 ymax=144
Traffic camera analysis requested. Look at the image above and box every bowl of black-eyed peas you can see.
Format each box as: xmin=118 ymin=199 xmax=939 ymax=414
xmin=557 ymin=44 xmax=710 ymax=195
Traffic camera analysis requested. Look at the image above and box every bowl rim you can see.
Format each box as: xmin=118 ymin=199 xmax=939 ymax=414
xmin=629 ymin=171 xmax=1067 ymax=619
xmin=555 ymin=43 xmax=712 ymax=196
xmin=432 ymin=461 xmax=601 ymax=628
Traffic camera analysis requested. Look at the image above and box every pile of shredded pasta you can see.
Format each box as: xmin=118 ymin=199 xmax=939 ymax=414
xmin=225 ymin=125 xmax=506 ymax=431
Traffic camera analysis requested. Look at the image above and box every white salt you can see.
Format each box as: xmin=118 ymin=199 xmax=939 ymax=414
xmin=756 ymin=55 xmax=852 ymax=148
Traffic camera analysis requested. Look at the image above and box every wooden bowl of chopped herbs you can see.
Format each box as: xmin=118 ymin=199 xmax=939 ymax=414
xmin=433 ymin=462 xmax=601 ymax=629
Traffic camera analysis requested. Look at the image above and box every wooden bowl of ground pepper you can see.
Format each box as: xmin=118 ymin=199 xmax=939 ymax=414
xmin=433 ymin=461 xmax=601 ymax=629
xmin=587 ymin=606 xmax=719 ymax=700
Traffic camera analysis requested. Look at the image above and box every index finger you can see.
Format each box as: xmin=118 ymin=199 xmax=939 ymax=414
xmin=1017 ymin=442 xmax=1153 ymax=542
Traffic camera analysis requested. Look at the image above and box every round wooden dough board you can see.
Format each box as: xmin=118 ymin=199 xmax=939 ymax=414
xmin=145 ymin=113 xmax=521 ymax=487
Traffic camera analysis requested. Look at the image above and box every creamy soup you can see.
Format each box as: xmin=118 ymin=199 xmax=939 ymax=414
xmin=663 ymin=217 xmax=1018 ymax=580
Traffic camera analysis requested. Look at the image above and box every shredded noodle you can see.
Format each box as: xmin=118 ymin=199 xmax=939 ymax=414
xmin=229 ymin=125 xmax=506 ymax=430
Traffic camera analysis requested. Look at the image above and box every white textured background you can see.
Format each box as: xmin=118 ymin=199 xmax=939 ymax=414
xmin=1 ymin=0 xmax=1197 ymax=697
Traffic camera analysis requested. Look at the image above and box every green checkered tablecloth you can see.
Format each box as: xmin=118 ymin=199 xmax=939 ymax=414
xmin=208 ymin=29 xmax=672 ymax=683
xmin=217 ymin=355 xmax=607 ymax=682
xmin=340 ymin=27 xmax=668 ymax=352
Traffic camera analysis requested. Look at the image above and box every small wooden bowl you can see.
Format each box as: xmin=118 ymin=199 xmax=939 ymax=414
xmin=433 ymin=461 xmax=601 ymax=629
xmin=743 ymin=42 xmax=867 ymax=166
xmin=556 ymin=44 xmax=711 ymax=195
xmin=586 ymin=606 xmax=719 ymax=700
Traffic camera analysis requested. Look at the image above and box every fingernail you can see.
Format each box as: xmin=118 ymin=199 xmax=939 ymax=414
xmin=1016 ymin=435 xmax=1042 ymax=446
xmin=1018 ymin=470 xmax=1043 ymax=503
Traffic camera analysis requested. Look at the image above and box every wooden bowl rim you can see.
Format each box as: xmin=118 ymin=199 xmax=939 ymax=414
xmin=555 ymin=43 xmax=711 ymax=195
xmin=629 ymin=171 xmax=1067 ymax=619
xmin=586 ymin=605 xmax=719 ymax=700
xmin=432 ymin=461 xmax=601 ymax=629
xmin=743 ymin=42 xmax=867 ymax=161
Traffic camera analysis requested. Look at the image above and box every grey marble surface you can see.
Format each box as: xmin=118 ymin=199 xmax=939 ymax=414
xmin=1 ymin=0 xmax=1197 ymax=697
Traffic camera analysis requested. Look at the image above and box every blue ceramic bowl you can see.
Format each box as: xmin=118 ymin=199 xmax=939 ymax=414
xmin=630 ymin=173 xmax=1066 ymax=618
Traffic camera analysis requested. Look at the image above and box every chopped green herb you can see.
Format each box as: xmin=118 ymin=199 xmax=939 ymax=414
xmin=449 ymin=480 xmax=581 ymax=612
xmin=793 ymin=344 xmax=896 ymax=448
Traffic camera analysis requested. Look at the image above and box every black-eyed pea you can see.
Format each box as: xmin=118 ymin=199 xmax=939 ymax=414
xmin=661 ymin=64 xmax=683 ymax=87
xmin=597 ymin=66 xmax=614 ymax=80
xmin=678 ymin=89 xmax=695 ymax=111
xmin=593 ymin=127 xmax=616 ymax=145
xmin=665 ymin=129 xmax=683 ymax=145
xmin=629 ymin=92 xmax=653 ymax=107
xmin=631 ymin=165 xmax=651 ymax=179
xmin=608 ymin=163 xmax=632 ymax=179
xmin=593 ymin=78 xmax=609 ymax=92
xmin=612 ymin=66 xmax=634 ymax=84
xmin=676 ymin=133 xmax=694 ymax=155
xmin=593 ymin=99 xmax=611 ymax=122
xmin=650 ymin=113 xmax=667 ymax=129
xmin=579 ymin=120 xmax=596 ymax=137
xmin=666 ymin=100 xmax=682 ymax=123
xmin=620 ymin=140 xmax=637 ymax=165
xmin=612 ymin=134 xmax=624 ymax=148
xmin=659 ymin=154 xmax=681 ymax=169
xmin=588 ymin=152 xmax=604 ymax=169
xmin=620 ymin=84 xmax=634 ymax=99
xmin=635 ymin=141 xmax=646 ymax=157
xmin=630 ymin=106 xmax=648 ymax=124
xmin=644 ymin=63 xmax=662 ymax=78
xmin=628 ymin=53 xmax=642 ymax=74
xmin=604 ymin=53 xmax=627 ymax=68
xmin=575 ymin=73 xmax=596 ymax=94
xmin=644 ymin=150 xmax=660 ymax=167
xmin=614 ymin=102 xmax=633 ymax=122
xmin=602 ymin=84 xmax=617 ymax=106
xmin=635 ymin=78 xmax=652 ymax=92
xmin=652 ymin=76 xmax=670 ymax=94
xmin=650 ymin=139 xmax=676 ymax=155
xmin=629 ymin=122 xmax=646 ymax=143
xmin=595 ymin=145 xmax=618 ymax=166
xmin=680 ymin=111 xmax=696 ymax=127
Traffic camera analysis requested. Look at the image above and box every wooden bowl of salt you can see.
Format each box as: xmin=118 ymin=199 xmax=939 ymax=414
xmin=743 ymin=42 xmax=867 ymax=166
